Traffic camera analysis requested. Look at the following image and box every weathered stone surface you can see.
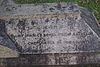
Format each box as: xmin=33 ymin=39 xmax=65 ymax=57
xmin=0 ymin=53 xmax=100 ymax=66
xmin=0 ymin=0 xmax=3 ymax=5
xmin=0 ymin=19 xmax=19 ymax=58
xmin=0 ymin=2 xmax=100 ymax=54
xmin=0 ymin=45 xmax=19 ymax=58
xmin=0 ymin=19 xmax=19 ymax=52
xmin=0 ymin=0 xmax=100 ymax=66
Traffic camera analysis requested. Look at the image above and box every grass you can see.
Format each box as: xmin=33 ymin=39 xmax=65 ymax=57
xmin=13 ymin=0 xmax=100 ymax=23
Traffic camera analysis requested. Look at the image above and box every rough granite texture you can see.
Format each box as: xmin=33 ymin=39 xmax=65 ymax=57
xmin=0 ymin=0 xmax=100 ymax=66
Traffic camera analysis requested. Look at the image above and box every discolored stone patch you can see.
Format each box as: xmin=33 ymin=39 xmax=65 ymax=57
xmin=0 ymin=45 xmax=19 ymax=58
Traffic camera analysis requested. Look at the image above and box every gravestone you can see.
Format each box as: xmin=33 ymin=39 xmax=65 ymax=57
xmin=0 ymin=0 xmax=100 ymax=67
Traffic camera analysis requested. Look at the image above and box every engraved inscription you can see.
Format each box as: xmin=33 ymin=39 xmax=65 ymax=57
xmin=5 ymin=17 xmax=99 ymax=53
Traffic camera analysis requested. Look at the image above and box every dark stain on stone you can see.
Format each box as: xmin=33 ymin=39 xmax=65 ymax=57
xmin=43 ymin=30 xmax=45 ymax=32
xmin=17 ymin=19 xmax=26 ymax=30
xmin=45 ymin=18 xmax=49 ymax=22
xmin=49 ymin=8 xmax=55 ymax=12
xmin=8 ymin=19 xmax=14 ymax=24
xmin=0 ymin=33 xmax=5 ymax=37
xmin=55 ymin=3 xmax=62 ymax=10
xmin=5 ymin=7 xmax=12 ymax=11
xmin=31 ymin=21 xmax=38 ymax=26
xmin=12 ymin=6 xmax=17 ymax=10
xmin=37 ymin=33 xmax=42 ymax=37
xmin=75 ymin=17 xmax=78 ymax=20
xmin=68 ymin=5 xmax=74 ymax=10
xmin=18 ymin=5 xmax=21 ymax=7
xmin=56 ymin=18 xmax=59 ymax=23
xmin=0 ymin=19 xmax=6 ymax=32
xmin=62 ymin=6 xmax=66 ymax=8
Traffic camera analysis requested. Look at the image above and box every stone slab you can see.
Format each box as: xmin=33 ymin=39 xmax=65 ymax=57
xmin=0 ymin=53 xmax=100 ymax=66
xmin=0 ymin=0 xmax=100 ymax=65
xmin=0 ymin=2 xmax=100 ymax=54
